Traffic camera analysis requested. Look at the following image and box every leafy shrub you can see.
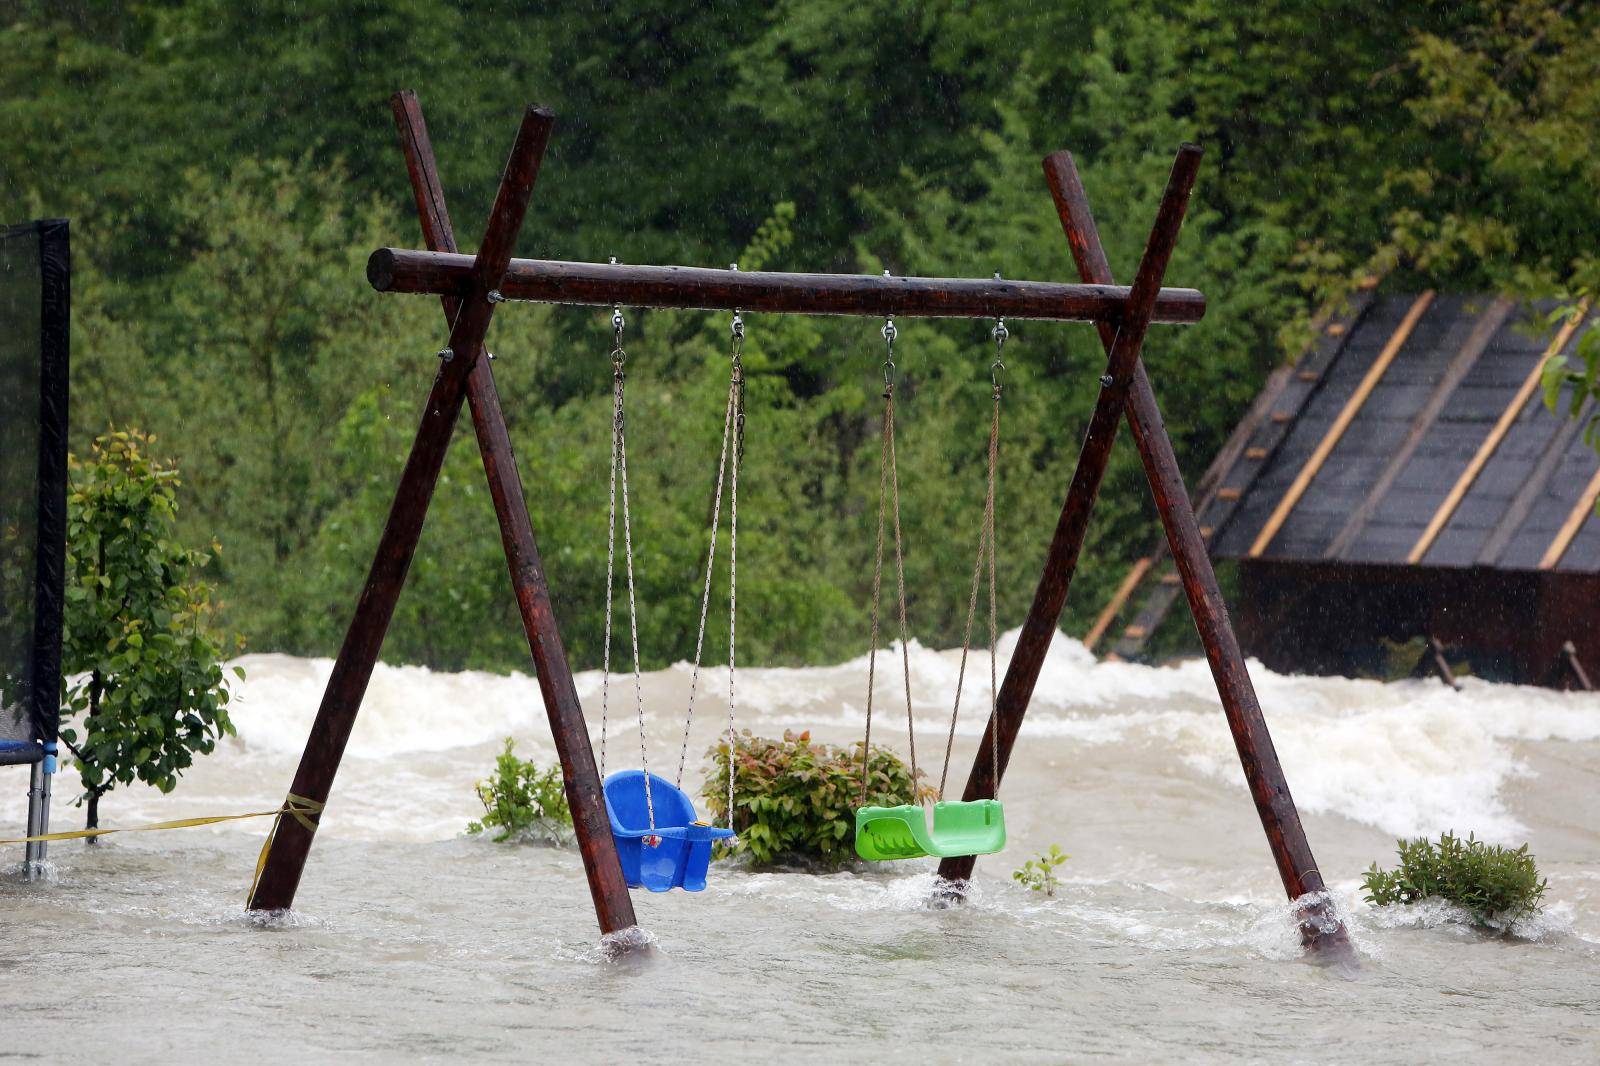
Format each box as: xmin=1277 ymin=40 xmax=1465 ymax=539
xmin=467 ymin=738 xmax=573 ymax=844
xmin=1013 ymin=845 xmax=1070 ymax=897
xmin=59 ymin=430 xmax=241 ymax=832
xmin=1363 ymin=831 xmax=1548 ymax=927
xmin=701 ymin=729 xmax=932 ymax=869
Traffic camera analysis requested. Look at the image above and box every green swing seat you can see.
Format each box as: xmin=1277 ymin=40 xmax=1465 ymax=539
xmin=854 ymin=799 xmax=1006 ymax=861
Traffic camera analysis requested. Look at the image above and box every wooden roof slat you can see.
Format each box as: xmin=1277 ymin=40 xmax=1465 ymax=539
xmin=1105 ymin=289 xmax=1378 ymax=657
xmin=1477 ymin=396 xmax=1592 ymax=565
xmin=1082 ymin=557 xmax=1152 ymax=651
xmin=1407 ymin=304 xmax=1588 ymax=564
xmin=1249 ymin=290 xmax=1435 ymax=557
xmin=1200 ymin=291 xmax=1377 ymax=545
xmin=1324 ymin=297 xmax=1514 ymax=559
xmin=1539 ymin=466 xmax=1600 ymax=570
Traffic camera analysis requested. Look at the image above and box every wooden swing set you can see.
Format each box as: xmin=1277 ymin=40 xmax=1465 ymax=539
xmin=245 ymin=92 xmax=1353 ymax=961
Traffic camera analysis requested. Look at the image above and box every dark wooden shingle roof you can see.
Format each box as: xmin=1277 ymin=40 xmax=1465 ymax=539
xmin=1207 ymin=293 xmax=1599 ymax=573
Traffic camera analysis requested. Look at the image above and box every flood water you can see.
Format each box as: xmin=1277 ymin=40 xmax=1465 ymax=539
xmin=4 ymin=633 xmax=1598 ymax=1063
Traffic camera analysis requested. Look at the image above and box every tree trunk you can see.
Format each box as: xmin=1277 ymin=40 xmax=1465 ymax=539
xmin=86 ymin=789 xmax=101 ymax=841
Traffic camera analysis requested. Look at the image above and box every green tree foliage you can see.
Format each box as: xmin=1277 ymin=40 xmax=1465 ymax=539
xmin=1542 ymin=298 xmax=1600 ymax=481
xmin=702 ymin=729 xmax=932 ymax=869
xmin=58 ymin=430 xmax=240 ymax=831
xmin=5 ymin=2 xmax=1595 ymax=672
xmin=1363 ymin=831 xmax=1548 ymax=928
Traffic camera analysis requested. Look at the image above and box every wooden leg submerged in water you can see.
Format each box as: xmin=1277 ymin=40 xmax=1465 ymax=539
xmin=385 ymin=92 xmax=637 ymax=936
xmin=1042 ymin=150 xmax=1354 ymax=961
xmin=248 ymin=104 xmax=562 ymax=915
xmin=935 ymin=145 xmax=1201 ymax=892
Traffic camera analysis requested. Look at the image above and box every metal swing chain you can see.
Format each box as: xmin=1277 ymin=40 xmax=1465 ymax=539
xmin=600 ymin=311 xmax=622 ymax=782
xmin=725 ymin=315 xmax=745 ymax=832
xmin=985 ymin=323 xmax=1006 ymax=793
xmin=676 ymin=312 xmax=744 ymax=811
xmin=938 ymin=319 xmax=1007 ymax=800
xmin=603 ymin=305 xmax=655 ymax=830
xmin=861 ymin=318 xmax=920 ymax=807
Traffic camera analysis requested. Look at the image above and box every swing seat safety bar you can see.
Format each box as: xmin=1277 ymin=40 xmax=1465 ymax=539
xmin=855 ymin=799 xmax=1006 ymax=861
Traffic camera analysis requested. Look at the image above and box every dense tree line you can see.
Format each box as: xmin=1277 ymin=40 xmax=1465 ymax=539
xmin=3 ymin=1 xmax=1594 ymax=672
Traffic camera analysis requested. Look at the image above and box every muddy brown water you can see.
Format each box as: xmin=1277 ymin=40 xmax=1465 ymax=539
xmin=4 ymin=635 xmax=1597 ymax=1063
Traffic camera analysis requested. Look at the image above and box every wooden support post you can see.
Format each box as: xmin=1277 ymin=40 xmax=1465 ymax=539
xmin=935 ymin=144 xmax=1202 ymax=896
xmin=247 ymin=105 xmax=555 ymax=913
xmin=1038 ymin=150 xmax=1353 ymax=960
xmin=1425 ymin=635 xmax=1462 ymax=691
xmin=1561 ymin=641 xmax=1594 ymax=692
xmin=387 ymin=92 xmax=636 ymax=935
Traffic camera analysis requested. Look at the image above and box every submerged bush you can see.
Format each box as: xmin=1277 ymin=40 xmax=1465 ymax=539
xmin=701 ymin=729 xmax=932 ymax=869
xmin=1363 ymin=831 xmax=1548 ymax=928
xmin=467 ymin=738 xmax=572 ymax=844
xmin=1013 ymin=845 xmax=1071 ymax=897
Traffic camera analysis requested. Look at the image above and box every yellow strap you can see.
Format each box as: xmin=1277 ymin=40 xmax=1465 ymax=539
xmin=0 ymin=795 xmax=322 ymax=846
xmin=250 ymin=794 xmax=325 ymax=904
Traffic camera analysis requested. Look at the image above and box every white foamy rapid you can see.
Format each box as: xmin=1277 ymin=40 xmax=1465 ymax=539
xmin=212 ymin=629 xmax=1600 ymax=844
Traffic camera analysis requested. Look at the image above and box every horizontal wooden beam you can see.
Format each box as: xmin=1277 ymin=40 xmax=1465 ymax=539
xmin=367 ymin=248 xmax=1207 ymax=324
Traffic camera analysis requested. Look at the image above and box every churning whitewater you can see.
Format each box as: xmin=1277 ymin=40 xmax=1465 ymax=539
xmin=4 ymin=631 xmax=1598 ymax=1064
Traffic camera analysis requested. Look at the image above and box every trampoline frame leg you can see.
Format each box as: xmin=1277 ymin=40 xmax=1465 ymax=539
xmin=25 ymin=747 xmax=53 ymax=879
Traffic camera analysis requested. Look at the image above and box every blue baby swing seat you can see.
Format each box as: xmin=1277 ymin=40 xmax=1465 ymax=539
xmin=604 ymin=770 xmax=734 ymax=893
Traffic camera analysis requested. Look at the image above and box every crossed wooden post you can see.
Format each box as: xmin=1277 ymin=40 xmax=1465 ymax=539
xmin=248 ymin=92 xmax=1351 ymax=962
xmin=935 ymin=150 xmax=1352 ymax=959
xmin=248 ymin=97 xmax=636 ymax=932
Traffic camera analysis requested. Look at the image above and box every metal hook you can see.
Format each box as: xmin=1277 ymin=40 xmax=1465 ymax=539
xmin=611 ymin=303 xmax=626 ymax=368
xmin=487 ymin=289 xmax=506 ymax=304
xmin=730 ymin=308 xmax=745 ymax=347
xmin=991 ymin=318 xmax=1009 ymax=385
xmin=881 ymin=314 xmax=898 ymax=391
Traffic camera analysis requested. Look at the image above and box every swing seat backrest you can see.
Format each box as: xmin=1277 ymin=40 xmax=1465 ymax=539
xmin=604 ymin=770 xmax=698 ymax=834
xmin=604 ymin=770 xmax=734 ymax=893
xmin=855 ymin=800 xmax=1007 ymax=861
xmin=927 ymin=799 xmax=1006 ymax=857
